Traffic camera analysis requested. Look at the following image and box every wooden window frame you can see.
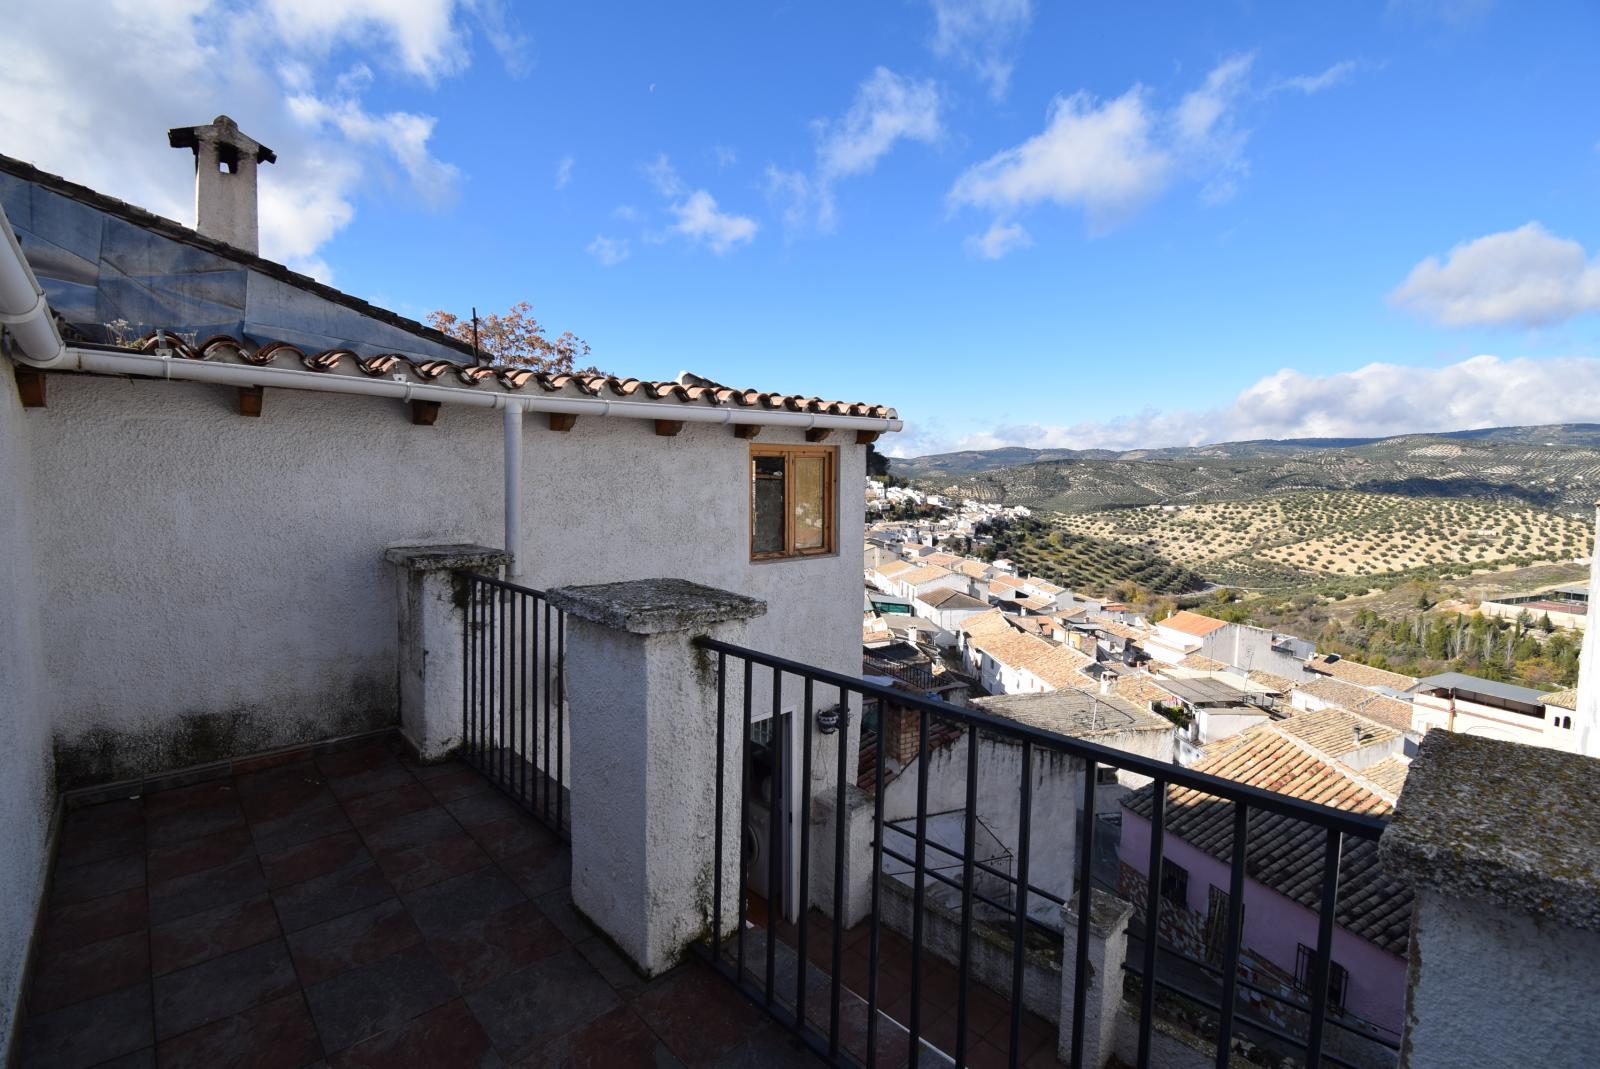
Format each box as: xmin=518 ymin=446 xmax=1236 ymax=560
xmin=750 ymin=444 xmax=838 ymax=561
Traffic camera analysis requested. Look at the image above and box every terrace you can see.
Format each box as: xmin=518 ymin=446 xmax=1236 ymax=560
xmin=11 ymin=563 xmax=1596 ymax=1069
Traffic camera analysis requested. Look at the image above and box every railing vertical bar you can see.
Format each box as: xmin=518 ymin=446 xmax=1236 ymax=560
xmin=1306 ymin=828 xmax=1344 ymax=1068
xmin=956 ymin=724 xmax=979 ymax=1068
xmin=529 ymin=591 xmax=540 ymax=810
xmin=866 ymin=701 xmax=887 ymax=1068
xmin=501 ymin=587 xmax=511 ymax=788
xmin=909 ymin=709 xmax=930 ymax=1067
xmin=462 ymin=577 xmax=471 ymax=764
xmin=542 ymin=600 xmax=552 ymax=821
xmin=1072 ymin=756 xmax=1098 ymax=1069
xmin=738 ymin=658 xmax=753 ymax=983
xmin=765 ymin=668 xmax=783 ymax=1005
xmin=521 ymin=593 xmax=530 ymax=807
xmin=556 ymin=609 xmax=566 ymax=834
xmin=1137 ymin=780 xmax=1167 ymax=1069
xmin=1009 ymin=740 xmax=1033 ymax=1068
xmin=713 ymin=651 xmax=727 ymax=964
xmin=828 ymin=687 xmax=848 ymax=1056
xmin=486 ymin=580 xmax=497 ymax=775
xmin=796 ymin=678 xmax=813 ymax=1032
xmin=1215 ymin=803 xmax=1250 ymax=1069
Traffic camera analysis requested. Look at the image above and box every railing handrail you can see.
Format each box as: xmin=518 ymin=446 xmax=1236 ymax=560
xmin=693 ymin=635 xmax=1389 ymax=842
xmin=457 ymin=569 xmax=551 ymax=599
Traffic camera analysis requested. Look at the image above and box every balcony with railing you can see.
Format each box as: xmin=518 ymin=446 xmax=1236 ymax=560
xmin=11 ymin=561 xmax=1599 ymax=1068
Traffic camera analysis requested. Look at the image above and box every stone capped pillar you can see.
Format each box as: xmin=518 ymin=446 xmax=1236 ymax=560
xmin=385 ymin=544 xmax=511 ymax=759
xmin=548 ymin=578 xmax=766 ymax=976
xmin=1059 ymin=887 xmax=1136 ymax=1069
xmin=1379 ymin=731 xmax=1600 ymax=1069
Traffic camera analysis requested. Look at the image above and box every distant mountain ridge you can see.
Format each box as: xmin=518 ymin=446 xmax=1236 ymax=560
xmin=895 ymin=424 xmax=1600 ymax=514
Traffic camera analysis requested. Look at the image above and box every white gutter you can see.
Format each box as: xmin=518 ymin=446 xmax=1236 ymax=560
xmin=61 ymin=347 xmax=904 ymax=434
xmin=0 ymin=202 xmax=68 ymax=368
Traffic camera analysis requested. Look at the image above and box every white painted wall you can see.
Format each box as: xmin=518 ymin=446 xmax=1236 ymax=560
xmin=0 ymin=370 xmax=53 ymax=1060
xmin=25 ymin=373 xmax=867 ymax=786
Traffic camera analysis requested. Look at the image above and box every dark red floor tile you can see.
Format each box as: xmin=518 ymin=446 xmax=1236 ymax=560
xmin=83 ymin=1048 xmax=155 ymax=1068
xmin=316 ymin=739 xmax=405 ymax=780
xmin=261 ymin=831 xmax=370 ymax=891
xmin=516 ymin=1004 xmax=673 ymax=1069
xmin=328 ymin=999 xmax=497 ymax=1069
xmin=322 ymin=762 xmax=414 ymax=804
xmin=628 ymin=963 xmax=776 ymax=1066
xmin=49 ymin=851 xmax=145 ymax=906
xmin=273 ymin=853 xmax=394 ymax=933
xmin=344 ymin=782 xmax=436 ymax=829
xmin=153 ymin=938 xmax=299 ymax=1040
xmin=142 ymin=781 xmax=237 ymax=819
xmin=56 ymin=802 xmax=144 ymax=868
xmin=464 ymin=947 xmax=621 ymax=1064
xmin=498 ymin=842 xmax=570 ymax=899
xmin=232 ymin=747 xmax=313 ymax=777
xmin=40 ymin=886 xmax=147 ymax=952
xmin=156 ymin=992 xmax=324 ymax=1069
xmin=303 ymin=943 xmax=459 ymax=1054
xmin=252 ymin=802 xmax=356 ymax=855
xmin=370 ymin=827 xmax=494 ymax=896
xmin=147 ymin=825 xmax=255 ymax=885
xmin=27 ymin=930 xmax=149 ymax=1015
xmin=148 ymin=854 xmax=266 ymax=925
xmin=17 ymin=982 xmax=152 ymax=1069
xmin=425 ymin=900 xmax=570 ymax=994
xmin=239 ymin=773 xmax=337 ymax=824
xmin=151 ymin=893 xmax=282 ymax=975
xmin=465 ymin=815 xmax=556 ymax=864
xmin=146 ymin=801 xmax=247 ymax=848
xmin=413 ymin=763 xmax=490 ymax=805
xmin=403 ymin=867 xmax=525 ymax=936
xmin=286 ymin=899 xmax=423 ymax=988
xmin=444 ymin=790 xmax=526 ymax=833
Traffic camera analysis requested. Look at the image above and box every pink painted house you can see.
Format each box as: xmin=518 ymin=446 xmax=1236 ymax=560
xmin=1118 ymin=707 xmax=1411 ymax=1040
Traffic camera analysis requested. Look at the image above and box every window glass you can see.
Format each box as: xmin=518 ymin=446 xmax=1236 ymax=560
xmin=752 ymin=454 xmax=786 ymax=554
xmin=792 ymin=455 xmax=826 ymax=550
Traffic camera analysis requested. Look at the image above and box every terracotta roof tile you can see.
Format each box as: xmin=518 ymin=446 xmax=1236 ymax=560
xmin=1115 ymin=674 xmax=1181 ymax=707
xmin=1542 ymin=688 xmax=1578 ymax=711
xmin=959 ymin=611 xmax=1095 ymax=690
xmin=1124 ymin=719 xmax=1410 ymax=956
xmin=1160 ymin=610 xmax=1230 ymax=637
xmin=1307 ymin=656 xmax=1417 ymax=691
xmin=1178 ymin=653 xmax=1229 ymax=672
xmin=113 ymin=333 xmax=898 ymax=420
xmin=1295 ymin=679 xmax=1416 ymax=734
xmin=1278 ymin=706 xmax=1400 ymax=759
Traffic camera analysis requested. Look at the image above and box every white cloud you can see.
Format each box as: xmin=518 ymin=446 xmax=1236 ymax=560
xmin=1279 ymin=60 xmax=1359 ymax=94
xmin=770 ymin=67 xmax=942 ymax=232
xmin=714 ymin=145 xmax=738 ymax=168
xmin=644 ymin=156 xmax=758 ymax=254
xmin=927 ymin=0 xmax=1033 ymax=99
xmin=948 ymin=54 xmax=1257 ymax=241
xmin=0 ymin=1 xmax=522 ymax=279
xmin=1390 ymin=224 xmax=1600 ymax=328
xmin=586 ymin=234 xmax=630 ymax=266
xmin=964 ymin=219 xmax=1032 ymax=259
xmin=555 ymin=156 xmax=574 ymax=189
xmin=896 ymin=356 xmax=1600 ymax=455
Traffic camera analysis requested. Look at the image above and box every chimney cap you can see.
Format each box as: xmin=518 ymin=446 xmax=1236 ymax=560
xmin=168 ymin=115 xmax=276 ymax=165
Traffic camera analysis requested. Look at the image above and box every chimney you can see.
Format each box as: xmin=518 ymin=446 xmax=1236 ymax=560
xmin=168 ymin=115 xmax=276 ymax=254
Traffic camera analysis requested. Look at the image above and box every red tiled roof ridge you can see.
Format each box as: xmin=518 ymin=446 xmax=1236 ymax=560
xmin=114 ymin=332 xmax=898 ymax=419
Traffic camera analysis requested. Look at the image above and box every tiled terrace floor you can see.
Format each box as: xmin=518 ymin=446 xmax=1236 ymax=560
xmin=18 ymin=735 xmax=823 ymax=1069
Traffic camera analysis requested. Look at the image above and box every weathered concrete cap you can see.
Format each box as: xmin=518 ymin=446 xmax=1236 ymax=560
xmin=548 ymin=578 xmax=767 ymax=635
xmin=1061 ymin=885 xmax=1136 ymax=937
xmin=383 ymin=544 xmax=511 ymax=572
xmin=1379 ymin=731 xmax=1600 ymax=931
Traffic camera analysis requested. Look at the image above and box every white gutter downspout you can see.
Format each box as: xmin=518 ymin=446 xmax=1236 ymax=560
xmin=504 ymin=401 xmax=523 ymax=578
xmin=0 ymin=202 xmax=69 ymax=368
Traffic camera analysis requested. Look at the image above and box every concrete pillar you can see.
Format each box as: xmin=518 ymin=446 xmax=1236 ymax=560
xmin=813 ymin=784 xmax=877 ymax=927
xmin=1059 ymin=887 xmax=1136 ymax=1069
xmin=384 ymin=544 xmax=510 ymax=759
xmin=548 ymin=578 xmax=766 ymax=976
xmin=1379 ymin=730 xmax=1600 ymax=1069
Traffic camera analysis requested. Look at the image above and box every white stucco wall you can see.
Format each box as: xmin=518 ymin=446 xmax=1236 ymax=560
xmin=0 ymin=369 xmax=53 ymax=1058
xmin=25 ymin=373 xmax=868 ymax=786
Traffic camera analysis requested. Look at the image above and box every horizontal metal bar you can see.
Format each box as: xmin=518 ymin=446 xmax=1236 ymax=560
xmin=459 ymin=570 xmax=551 ymax=599
xmin=700 ymin=639 xmax=1388 ymax=840
xmin=879 ymin=845 xmax=1057 ymax=934
xmin=881 ymin=823 xmax=1067 ymax=907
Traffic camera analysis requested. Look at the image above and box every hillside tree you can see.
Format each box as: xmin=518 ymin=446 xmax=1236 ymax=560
xmin=428 ymin=301 xmax=603 ymax=375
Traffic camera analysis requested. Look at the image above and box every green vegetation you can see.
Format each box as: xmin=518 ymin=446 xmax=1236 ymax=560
xmin=974 ymin=515 xmax=1206 ymax=596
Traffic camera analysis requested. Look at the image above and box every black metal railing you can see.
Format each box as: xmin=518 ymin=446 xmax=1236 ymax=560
xmin=459 ymin=571 xmax=568 ymax=839
xmin=692 ymin=636 xmax=1389 ymax=1069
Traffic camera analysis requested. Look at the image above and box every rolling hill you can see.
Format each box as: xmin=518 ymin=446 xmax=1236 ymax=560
xmin=895 ymin=424 xmax=1600 ymax=514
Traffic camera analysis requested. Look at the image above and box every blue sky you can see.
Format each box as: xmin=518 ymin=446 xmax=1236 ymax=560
xmin=4 ymin=1 xmax=1599 ymax=455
